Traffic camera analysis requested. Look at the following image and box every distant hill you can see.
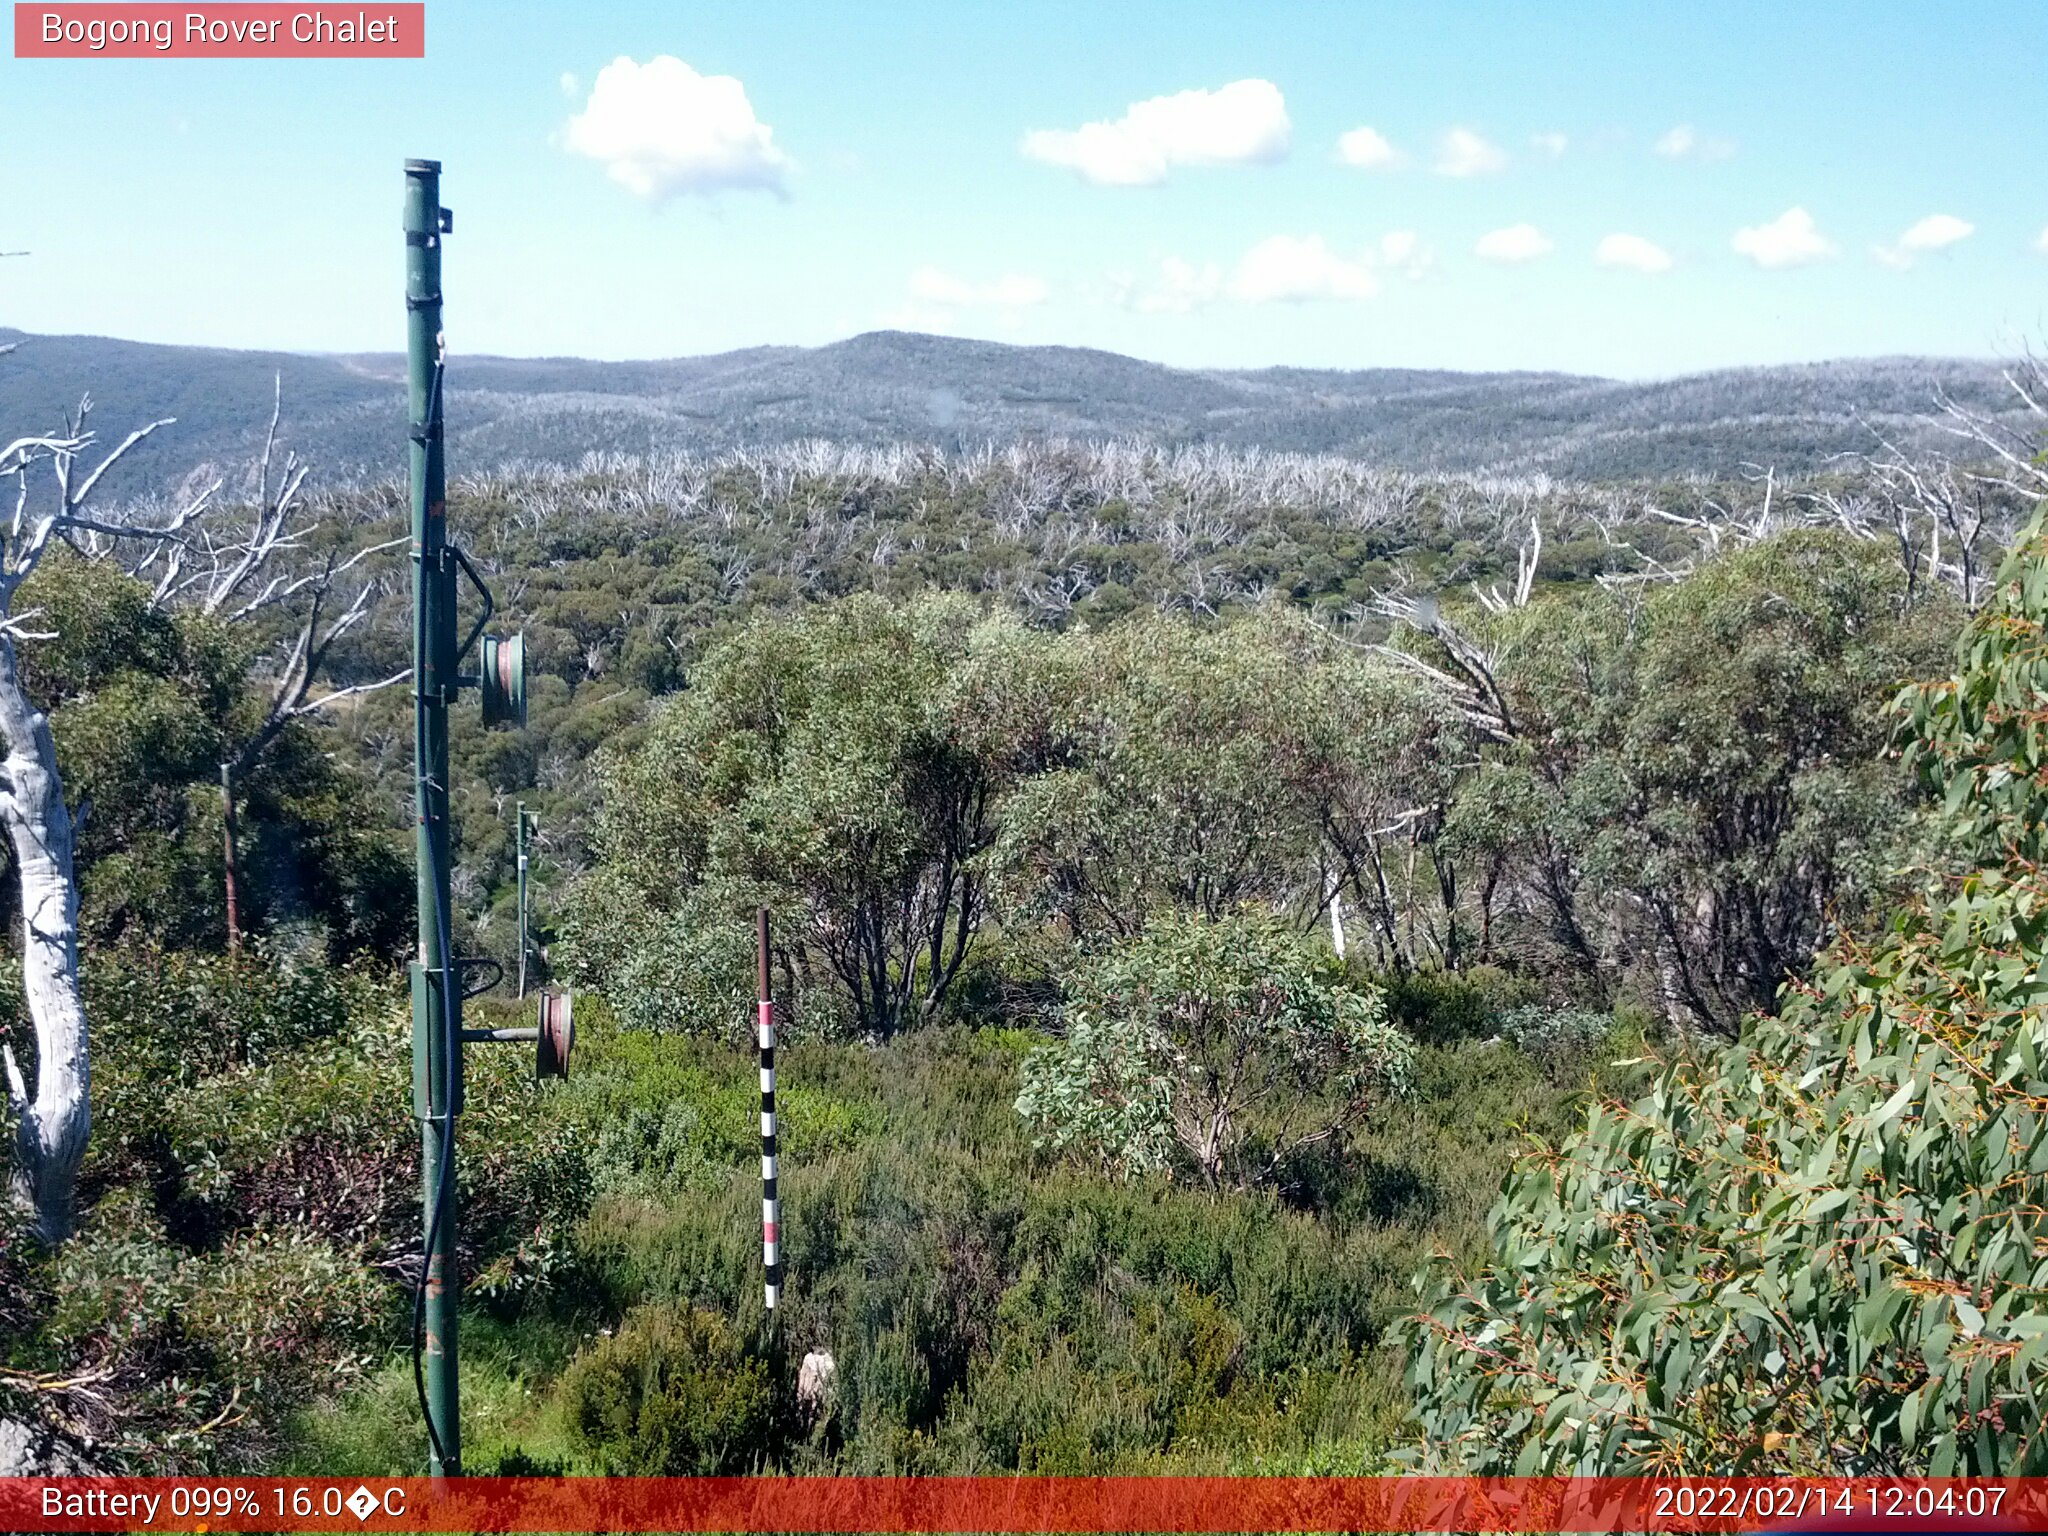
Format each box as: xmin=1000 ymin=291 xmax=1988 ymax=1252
xmin=0 ymin=326 xmax=2025 ymax=494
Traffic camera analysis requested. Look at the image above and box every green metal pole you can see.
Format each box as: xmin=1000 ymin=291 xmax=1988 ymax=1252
xmin=405 ymin=157 xmax=461 ymax=1477
xmin=516 ymin=802 xmax=529 ymax=999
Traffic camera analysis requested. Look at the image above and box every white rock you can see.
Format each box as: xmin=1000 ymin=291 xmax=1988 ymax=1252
xmin=796 ymin=1350 xmax=838 ymax=1417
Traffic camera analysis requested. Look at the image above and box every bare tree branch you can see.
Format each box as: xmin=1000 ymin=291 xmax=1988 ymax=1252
xmin=1348 ymin=580 xmax=1517 ymax=745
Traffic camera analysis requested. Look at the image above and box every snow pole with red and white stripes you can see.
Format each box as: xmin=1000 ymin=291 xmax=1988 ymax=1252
xmin=757 ymin=906 xmax=781 ymax=1312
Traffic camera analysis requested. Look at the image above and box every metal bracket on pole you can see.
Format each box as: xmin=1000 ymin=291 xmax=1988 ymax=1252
xmin=449 ymin=544 xmax=495 ymax=668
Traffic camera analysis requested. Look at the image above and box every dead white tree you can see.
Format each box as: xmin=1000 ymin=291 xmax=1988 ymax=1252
xmin=1323 ymin=864 xmax=1348 ymax=959
xmin=1930 ymin=358 xmax=2048 ymax=503
xmin=117 ymin=378 xmax=409 ymax=772
xmin=1803 ymin=378 xmax=2048 ymax=610
xmin=1353 ymin=584 xmax=1516 ymax=746
xmin=1 ymin=378 xmax=403 ymax=1242
xmin=1588 ymin=464 xmax=1803 ymax=599
xmin=0 ymin=400 xmax=199 ymax=1241
xmin=1475 ymin=506 xmax=1542 ymax=614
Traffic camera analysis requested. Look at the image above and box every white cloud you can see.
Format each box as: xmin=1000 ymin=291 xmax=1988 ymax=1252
xmin=1474 ymin=223 xmax=1552 ymax=263
xmin=1654 ymin=125 xmax=1695 ymax=157
xmin=1434 ymin=126 xmax=1507 ymax=177
xmin=1874 ymin=213 xmax=1974 ymax=269
xmin=1531 ymin=131 xmax=1568 ymax=159
xmin=1117 ymin=257 xmax=1226 ymax=314
xmin=888 ymin=269 xmax=1047 ymax=335
xmin=1121 ymin=231 xmax=1428 ymax=312
xmin=1654 ymin=124 xmax=1736 ymax=161
xmin=1595 ymin=233 xmax=1673 ymax=273
xmin=2036 ymin=225 xmax=2048 ymax=256
xmin=1336 ymin=125 xmax=1402 ymax=170
xmin=1901 ymin=214 xmax=1975 ymax=251
xmin=563 ymin=56 xmax=791 ymax=200
xmin=1732 ymin=207 xmax=1836 ymax=268
xmin=1021 ymin=79 xmax=1290 ymax=186
xmin=907 ymin=267 xmax=1049 ymax=309
xmin=558 ymin=72 xmax=579 ymax=99
xmin=1375 ymin=229 xmax=1433 ymax=278
xmin=1230 ymin=235 xmax=1378 ymax=302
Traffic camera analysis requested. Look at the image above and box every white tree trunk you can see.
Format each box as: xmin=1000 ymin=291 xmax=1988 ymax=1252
xmin=1326 ymin=869 xmax=1347 ymax=960
xmin=0 ymin=631 xmax=89 ymax=1243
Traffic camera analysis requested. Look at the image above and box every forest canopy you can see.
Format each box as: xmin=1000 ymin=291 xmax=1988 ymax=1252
xmin=2 ymin=409 xmax=2043 ymax=1478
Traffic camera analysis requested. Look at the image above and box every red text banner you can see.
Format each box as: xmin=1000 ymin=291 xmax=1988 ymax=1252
xmin=3 ymin=1477 xmax=2046 ymax=1533
xmin=13 ymin=4 xmax=424 ymax=57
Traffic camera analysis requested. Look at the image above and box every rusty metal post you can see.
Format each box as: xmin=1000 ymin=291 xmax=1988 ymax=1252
xmin=220 ymin=762 xmax=241 ymax=954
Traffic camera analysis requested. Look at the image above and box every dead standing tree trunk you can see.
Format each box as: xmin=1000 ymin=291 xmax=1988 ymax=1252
xmin=0 ymin=621 xmax=88 ymax=1242
xmin=0 ymin=406 xmax=187 ymax=1241
xmin=0 ymin=372 xmax=403 ymax=1241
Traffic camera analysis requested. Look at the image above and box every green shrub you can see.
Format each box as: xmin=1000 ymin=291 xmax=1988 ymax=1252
xmin=559 ymin=1301 xmax=779 ymax=1473
xmin=559 ymin=881 xmax=760 ymax=1039
xmin=1402 ymin=508 xmax=2048 ymax=1475
xmin=1019 ymin=910 xmax=1412 ymax=1192
xmin=943 ymin=1169 xmax=1415 ymax=1472
xmin=1493 ymin=1003 xmax=1623 ymax=1073
xmin=5 ymin=953 xmax=595 ymax=1469
xmin=1368 ymin=965 xmax=1534 ymax=1047
xmin=558 ymin=1009 xmax=885 ymax=1202
xmin=279 ymin=1008 xmax=1583 ymax=1478
xmin=7 ymin=940 xmax=394 ymax=1199
xmin=1015 ymin=1007 xmax=1175 ymax=1179
xmin=28 ymin=1188 xmax=386 ymax=1468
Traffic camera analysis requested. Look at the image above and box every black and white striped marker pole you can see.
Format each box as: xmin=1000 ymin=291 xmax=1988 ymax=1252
xmin=758 ymin=906 xmax=780 ymax=1312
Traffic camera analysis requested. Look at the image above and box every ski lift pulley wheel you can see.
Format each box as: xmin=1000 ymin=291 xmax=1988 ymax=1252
xmin=482 ymin=632 xmax=526 ymax=728
xmin=536 ymin=988 xmax=573 ymax=1081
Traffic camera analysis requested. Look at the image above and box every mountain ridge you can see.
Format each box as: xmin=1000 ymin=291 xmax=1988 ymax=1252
xmin=0 ymin=326 xmax=2024 ymax=491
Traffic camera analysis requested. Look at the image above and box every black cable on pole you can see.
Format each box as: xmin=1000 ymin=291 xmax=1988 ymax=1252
xmin=411 ymin=804 xmax=458 ymax=1469
xmin=410 ymin=716 xmax=457 ymax=1470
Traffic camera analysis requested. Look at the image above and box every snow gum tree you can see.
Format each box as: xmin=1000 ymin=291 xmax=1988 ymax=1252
xmin=1 ymin=372 xmax=396 ymax=1241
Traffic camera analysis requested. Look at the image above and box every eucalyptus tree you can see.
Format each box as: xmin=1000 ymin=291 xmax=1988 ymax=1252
xmin=580 ymin=593 xmax=1012 ymax=1038
xmin=1405 ymin=505 xmax=2048 ymax=1475
xmin=1 ymin=378 xmax=399 ymax=1241
xmin=1301 ymin=647 xmax=1472 ymax=971
xmin=984 ymin=609 xmax=1335 ymax=944
xmin=1364 ymin=529 xmax=1955 ymax=1028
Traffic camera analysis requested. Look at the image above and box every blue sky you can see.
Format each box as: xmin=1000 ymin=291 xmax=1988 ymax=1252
xmin=1 ymin=0 xmax=2043 ymax=376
